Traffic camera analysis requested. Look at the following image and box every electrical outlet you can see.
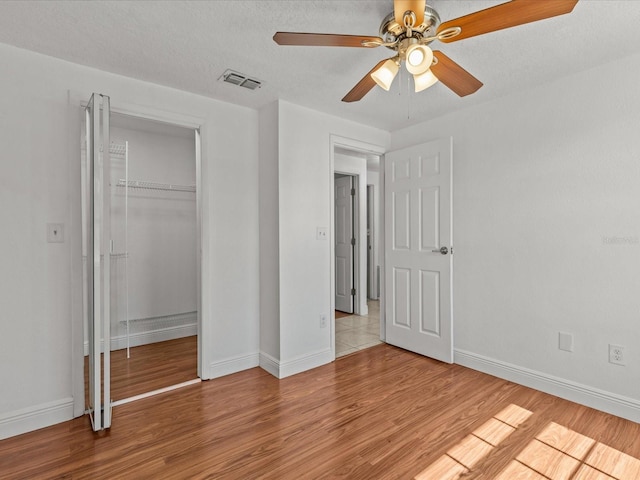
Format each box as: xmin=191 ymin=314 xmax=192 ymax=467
xmin=609 ymin=344 xmax=625 ymax=366
xmin=319 ymin=314 xmax=327 ymax=328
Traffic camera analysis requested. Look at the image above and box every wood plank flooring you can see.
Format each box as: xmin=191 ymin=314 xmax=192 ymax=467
xmin=109 ymin=336 xmax=198 ymax=401
xmin=3 ymin=344 xmax=640 ymax=479
xmin=84 ymin=336 xmax=198 ymax=404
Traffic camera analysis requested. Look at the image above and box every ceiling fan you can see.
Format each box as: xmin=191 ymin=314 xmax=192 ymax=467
xmin=273 ymin=0 xmax=579 ymax=102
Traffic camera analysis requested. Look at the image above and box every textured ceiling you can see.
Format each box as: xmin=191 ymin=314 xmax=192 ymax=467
xmin=1 ymin=1 xmax=639 ymax=131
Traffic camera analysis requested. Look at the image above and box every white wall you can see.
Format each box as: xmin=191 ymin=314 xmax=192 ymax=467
xmin=258 ymin=102 xmax=280 ymax=364
xmin=258 ymin=100 xmax=389 ymax=377
xmin=275 ymin=101 xmax=389 ymax=374
xmin=0 ymin=43 xmax=259 ymax=439
xmin=391 ymin=53 xmax=640 ymax=421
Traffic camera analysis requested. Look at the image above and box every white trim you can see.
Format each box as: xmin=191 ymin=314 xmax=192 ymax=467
xmin=110 ymin=104 xmax=202 ymax=130
xmin=455 ymin=349 xmax=640 ymax=423
xmin=259 ymin=351 xmax=281 ymax=378
xmin=209 ymin=352 xmax=260 ymax=379
xmin=71 ymin=90 xmax=203 ymax=131
xmin=111 ymin=379 xmax=201 ymax=407
xmin=261 ymin=348 xmax=334 ymax=379
xmin=280 ymin=348 xmax=333 ymax=378
xmin=0 ymin=397 xmax=74 ymax=440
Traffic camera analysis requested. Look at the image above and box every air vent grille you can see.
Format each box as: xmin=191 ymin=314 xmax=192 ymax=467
xmin=220 ymin=69 xmax=262 ymax=90
xmin=241 ymin=78 xmax=262 ymax=90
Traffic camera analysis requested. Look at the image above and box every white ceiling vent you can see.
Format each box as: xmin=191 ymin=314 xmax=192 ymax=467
xmin=220 ymin=69 xmax=262 ymax=90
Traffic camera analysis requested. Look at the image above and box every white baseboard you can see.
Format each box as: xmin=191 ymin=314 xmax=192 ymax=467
xmin=0 ymin=397 xmax=74 ymax=440
xmin=84 ymin=324 xmax=197 ymax=355
xmin=455 ymin=349 xmax=640 ymax=424
xmin=260 ymin=348 xmax=333 ymax=379
xmin=207 ymin=352 xmax=260 ymax=380
xmin=259 ymin=352 xmax=280 ymax=378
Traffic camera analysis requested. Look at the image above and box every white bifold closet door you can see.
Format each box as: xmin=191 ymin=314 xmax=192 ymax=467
xmin=83 ymin=93 xmax=112 ymax=431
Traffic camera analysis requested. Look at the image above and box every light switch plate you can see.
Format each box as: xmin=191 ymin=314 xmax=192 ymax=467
xmin=47 ymin=223 xmax=65 ymax=243
xmin=316 ymin=227 xmax=328 ymax=240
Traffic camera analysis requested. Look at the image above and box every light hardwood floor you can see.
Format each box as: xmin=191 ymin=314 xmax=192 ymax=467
xmin=110 ymin=336 xmax=198 ymax=401
xmin=3 ymin=344 xmax=640 ymax=479
xmin=84 ymin=336 xmax=198 ymax=405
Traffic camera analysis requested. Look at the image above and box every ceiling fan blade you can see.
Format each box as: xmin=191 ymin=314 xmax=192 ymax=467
xmin=273 ymin=32 xmax=383 ymax=48
xmin=431 ymin=51 xmax=483 ymax=97
xmin=342 ymin=59 xmax=389 ymax=103
xmin=437 ymin=0 xmax=579 ymax=43
xmin=394 ymin=0 xmax=425 ymax=27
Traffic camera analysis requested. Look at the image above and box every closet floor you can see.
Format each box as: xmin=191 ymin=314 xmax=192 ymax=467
xmin=84 ymin=335 xmax=198 ymax=404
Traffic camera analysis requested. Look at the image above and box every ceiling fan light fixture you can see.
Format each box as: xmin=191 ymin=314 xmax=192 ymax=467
xmin=405 ymin=44 xmax=433 ymax=75
xmin=413 ymin=69 xmax=439 ymax=92
xmin=371 ymin=58 xmax=399 ymax=91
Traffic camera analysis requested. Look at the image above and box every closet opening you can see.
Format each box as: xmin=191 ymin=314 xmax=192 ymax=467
xmin=81 ymin=110 xmax=201 ymax=409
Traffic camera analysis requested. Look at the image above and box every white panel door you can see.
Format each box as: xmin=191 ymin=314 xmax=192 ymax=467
xmin=384 ymin=138 xmax=453 ymax=363
xmin=335 ymin=175 xmax=354 ymax=313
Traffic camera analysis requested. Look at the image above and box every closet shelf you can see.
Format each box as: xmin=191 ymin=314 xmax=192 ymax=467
xmin=116 ymin=179 xmax=196 ymax=193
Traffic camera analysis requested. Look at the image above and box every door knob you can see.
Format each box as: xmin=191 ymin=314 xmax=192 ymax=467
xmin=432 ymin=246 xmax=448 ymax=255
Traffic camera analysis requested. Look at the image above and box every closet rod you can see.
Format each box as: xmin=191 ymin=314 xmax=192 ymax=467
xmin=116 ymin=179 xmax=196 ymax=193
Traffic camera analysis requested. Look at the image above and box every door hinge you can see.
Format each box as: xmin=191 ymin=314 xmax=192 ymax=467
xmin=351 ymin=288 xmax=356 ymax=296
xmin=451 ymin=246 xmax=454 ymax=255
xmin=351 ymin=187 xmax=356 ymax=196
xmin=351 ymin=238 xmax=356 ymax=246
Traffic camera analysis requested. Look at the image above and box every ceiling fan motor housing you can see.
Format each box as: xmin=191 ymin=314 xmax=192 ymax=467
xmin=379 ymin=4 xmax=441 ymax=49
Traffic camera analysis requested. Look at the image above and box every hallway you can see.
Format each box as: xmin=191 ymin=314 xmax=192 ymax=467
xmin=335 ymin=300 xmax=381 ymax=357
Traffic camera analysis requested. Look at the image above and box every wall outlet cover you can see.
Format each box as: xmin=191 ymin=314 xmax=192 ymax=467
xmin=609 ymin=344 xmax=625 ymax=366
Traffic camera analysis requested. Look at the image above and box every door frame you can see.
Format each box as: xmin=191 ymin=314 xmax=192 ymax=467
xmin=71 ymin=95 xmax=207 ymax=416
xmin=366 ymin=184 xmax=377 ymax=300
xmin=329 ymin=135 xmax=386 ymax=360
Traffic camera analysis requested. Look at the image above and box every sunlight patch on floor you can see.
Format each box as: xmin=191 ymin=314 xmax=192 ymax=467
xmin=414 ymin=404 xmax=533 ymax=480
xmin=414 ymin=404 xmax=640 ymax=480
xmin=497 ymin=421 xmax=640 ymax=480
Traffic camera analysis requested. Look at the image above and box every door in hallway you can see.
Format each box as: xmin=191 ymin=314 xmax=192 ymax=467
xmin=335 ymin=174 xmax=354 ymax=313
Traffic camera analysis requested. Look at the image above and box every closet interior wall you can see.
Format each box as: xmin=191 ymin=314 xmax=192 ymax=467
xmin=106 ymin=116 xmax=197 ymax=352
